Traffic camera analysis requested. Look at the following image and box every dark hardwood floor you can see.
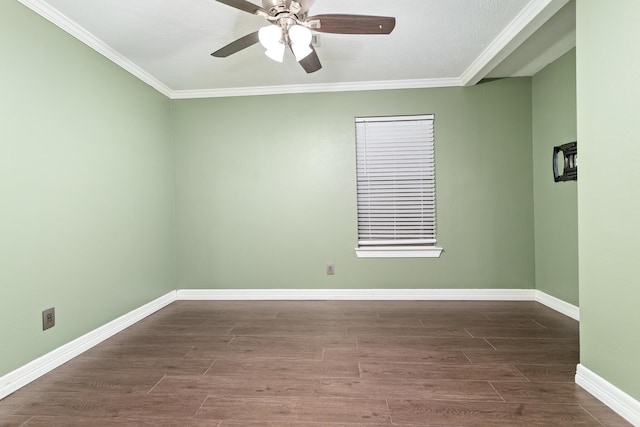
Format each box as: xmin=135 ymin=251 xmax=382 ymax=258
xmin=0 ymin=300 xmax=631 ymax=426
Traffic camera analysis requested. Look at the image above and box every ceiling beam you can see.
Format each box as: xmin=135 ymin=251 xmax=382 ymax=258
xmin=460 ymin=0 xmax=570 ymax=86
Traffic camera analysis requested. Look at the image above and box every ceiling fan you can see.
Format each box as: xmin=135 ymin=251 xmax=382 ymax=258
xmin=211 ymin=0 xmax=396 ymax=73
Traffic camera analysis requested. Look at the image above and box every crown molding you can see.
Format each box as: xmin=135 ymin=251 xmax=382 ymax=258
xmin=17 ymin=0 xmax=569 ymax=99
xmin=13 ymin=0 xmax=463 ymax=101
xmin=169 ymin=77 xmax=462 ymax=99
xmin=460 ymin=0 xmax=570 ymax=86
xmin=9 ymin=0 xmax=469 ymax=100
xmin=16 ymin=0 xmax=173 ymax=98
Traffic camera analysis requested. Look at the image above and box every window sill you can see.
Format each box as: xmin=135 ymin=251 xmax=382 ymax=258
xmin=355 ymin=246 xmax=443 ymax=258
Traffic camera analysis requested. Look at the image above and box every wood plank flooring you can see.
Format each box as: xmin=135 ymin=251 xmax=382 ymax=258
xmin=0 ymin=300 xmax=631 ymax=426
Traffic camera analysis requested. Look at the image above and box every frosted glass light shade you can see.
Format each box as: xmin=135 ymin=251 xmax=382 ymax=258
xmin=259 ymin=25 xmax=285 ymax=62
xmin=259 ymin=25 xmax=282 ymax=49
xmin=288 ymin=25 xmax=313 ymax=61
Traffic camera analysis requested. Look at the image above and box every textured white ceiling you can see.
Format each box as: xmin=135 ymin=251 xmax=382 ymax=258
xmin=19 ymin=0 xmax=575 ymax=98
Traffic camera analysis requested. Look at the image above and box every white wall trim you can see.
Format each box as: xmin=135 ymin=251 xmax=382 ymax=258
xmin=177 ymin=288 xmax=537 ymax=301
xmin=16 ymin=0 xmax=570 ymax=98
xmin=179 ymin=288 xmax=579 ymax=319
xmin=16 ymin=0 xmax=462 ymax=99
xmin=17 ymin=0 xmax=577 ymax=99
xmin=534 ymin=290 xmax=579 ymax=320
xmin=0 ymin=291 xmax=176 ymax=400
xmin=576 ymin=364 xmax=640 ymax=426
xmin=16 ymin=0 xmax=173 ymax=98
xmin=355 ymin=246 xmax=443 ymax=259
xmin=169 ymin=78 xmax=462 ymax=99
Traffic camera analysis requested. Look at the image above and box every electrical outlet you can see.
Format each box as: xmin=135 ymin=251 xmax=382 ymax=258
xmin=326 ymin=263 xmax=335 ymax=275
xmin=42 ymin=307 xmax=55 ymax=331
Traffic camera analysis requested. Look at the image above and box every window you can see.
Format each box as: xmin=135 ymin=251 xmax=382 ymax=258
xmin=355 ymin=115 xmax=442 ymax=258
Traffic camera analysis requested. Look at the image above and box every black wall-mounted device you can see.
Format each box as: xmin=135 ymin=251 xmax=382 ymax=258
xmin=553 ymin=141 xmax=577 ymax=182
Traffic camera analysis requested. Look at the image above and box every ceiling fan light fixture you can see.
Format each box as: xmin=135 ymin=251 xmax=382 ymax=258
xmin=288 ymin=25 xmax=313 ymax=61
xmin=291 ymin=43 xmax=312 ymax=61
xmin=211 ymin=0 xmax=396 ymax=74
xmin=258 ymin=24 xmax=285 ymax=61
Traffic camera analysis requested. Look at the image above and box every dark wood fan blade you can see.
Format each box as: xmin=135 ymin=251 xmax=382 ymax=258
xmin=298 ymin=45 xmax=322 ymax=73
xmin=214 ymin=0 xmax=268 ymax=16
xmin=307 ymin=14 xmax=396 ymax=34
xmin=211 ymin=31 xmax=260 ymax=57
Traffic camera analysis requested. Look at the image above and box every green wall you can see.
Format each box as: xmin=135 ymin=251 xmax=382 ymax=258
xmin=532 ymin=49 xmax=578 ymax=306
xmin=577 ymin=1 xmax=640 ymax=400
xmin=172 ymin=79 xmax=535 ymax=290
xmin=0 ymin=2 xmax=176 ymax=376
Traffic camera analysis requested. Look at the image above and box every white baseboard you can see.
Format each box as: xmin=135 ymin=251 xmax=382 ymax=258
xmin=176 ymin=288 xmax=538 ymax=301
xmin=576 ymin=364 xmax=640 ymax=425
xmin=0 ymin=291 xmax=176 ymax=400
xmin=177 ymin=288 xmax=580 ymax=320
xmin=534 ymin=290 xmax=580 ymax=321
xmin=178 ymin=289 xmax=583 ymax=320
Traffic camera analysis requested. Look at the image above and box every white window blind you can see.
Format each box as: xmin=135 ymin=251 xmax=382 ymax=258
xmin=355 ymin=115 xmax=436 ymax=248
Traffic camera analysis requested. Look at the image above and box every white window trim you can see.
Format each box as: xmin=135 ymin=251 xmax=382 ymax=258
xmin=356 ymin=246 xmax=443 ymax=258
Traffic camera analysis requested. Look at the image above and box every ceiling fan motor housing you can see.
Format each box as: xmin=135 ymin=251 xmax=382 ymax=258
xmin=262 ymin=0 xmax=291 ymax=15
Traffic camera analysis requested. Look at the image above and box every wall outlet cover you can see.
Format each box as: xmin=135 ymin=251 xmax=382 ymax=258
xmin=326 ymin=263 xmax=335 ymax=275
xmin=42 ymin=307 xmax=55 ymax=331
